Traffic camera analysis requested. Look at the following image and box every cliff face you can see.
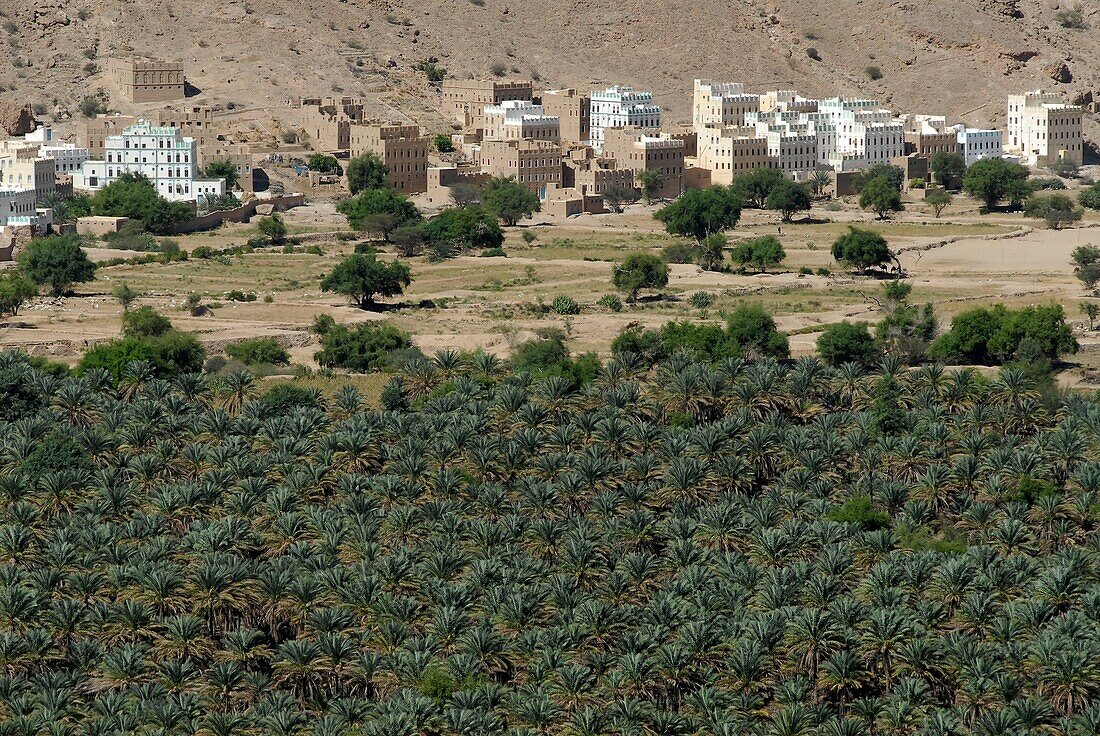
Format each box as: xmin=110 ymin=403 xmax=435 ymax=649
xmin=1 ymin=0 xmax=1096 ymax=136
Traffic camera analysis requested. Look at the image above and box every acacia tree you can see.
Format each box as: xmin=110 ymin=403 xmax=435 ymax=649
xmin=860 ymin=177 xmax=903 ymax=220
xmin=963 ymin=158 xmax=1031 ymax=211
xmin=654 ymin=186 xmax=741 ymax=242
xmin=347 ymin=152 xmax=389 ymax=194
xmin=766 ymin=180 xmax=812 ymax=223
xmin=17 ymin=235 xmax=97 ymax=296
xmin=730 ymin=235 xmax=786 ymax=273
xmin=482 ymin=177 xmax=540 ymax=226
xmin=613 ymin=252 xmax=668 ymax=301
xmin=321 ymin=252 xmax=413 ymax=309
xmin=832 ymin=226 xmax=892 ymax=275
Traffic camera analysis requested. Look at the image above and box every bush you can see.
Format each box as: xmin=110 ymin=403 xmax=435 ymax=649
xmin=865 ymin=66 xmax=883 ymax=80
xmin=79 ymin=330 xmax=206 ymax=379
xmin=226 ymin=337 xmax=290 ymax=366
xmin=510 ymin=329 xmax=600 ymax=388
xmin=254 ymin=383 xmax=323 ymax=417
xmin=730 ymin=235 xmax=785 ymax=273
xmin=612 ymin=304 xmax=788 ymax=364
xmin=806 ymin=47 xmax=821 ymax=60
xmin=552 ymin=295 xmax=581 ymax=315
xmin=1079 ymin=183 xmax=1100 ymax=211
xmin=480 ymin=247 xmax=506 ymax=257
xmin=597 ymin=294 xmax=623 ymax=312
xmin=662 ymin=242 xmax=697 ymax=264
xmin=929 ymin=304 xmax=1077 ymax=366
xmin=433 ymin=134 xmax=455 ymax=153
xmin=1055 ymin=6 xmax=1086 ymax=28
xmin=315 ymin=322 xmax=415 ymax=372
xmin=17 ymin=235 xmax=97 ymax=296
xmin=225 ymin=290 xmax=257 ymax=302
xmin=312 ymin=314 xmax=337 ymax=335
xmin=689 ymin=291 xmax=713 ymax=309
xmin=122 ymin=306 xmax=173 ymax=338
xmin=828 ymin=494 xmax=891 ymax=530
xmin=816 ymin=321 xmax=878 ymax=367
xmin=1025 ymin=193 xmax=1082 ymax=230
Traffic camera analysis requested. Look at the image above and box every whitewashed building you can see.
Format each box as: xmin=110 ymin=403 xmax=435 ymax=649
xmin=481 ymin=101 xmax=560 ymax=143
xmin=590 ymin=86 xmax=661 ymax=149
xmin=0 ymin=187 xmax=51 ymax=237
xmin=74 ymin=120 xmax=225 ymax=202
xmin=953 ymin=126 xmax=1003 ymax=166
xmin=1006 ymin=90 xmax=1083 ymax=167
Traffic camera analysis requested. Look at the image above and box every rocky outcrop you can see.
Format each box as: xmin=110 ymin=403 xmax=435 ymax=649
xmin=1045 ymin=61 xmax=1072 ymax=84
xmin=979 ymin=0 xmax=1022 ymax=17
xmin=0 ymin=97 xmax=36 ymax=137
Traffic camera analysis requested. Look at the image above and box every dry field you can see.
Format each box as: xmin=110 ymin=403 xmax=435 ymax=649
xmin=3 ymin=196 xmax=1100 ymax=385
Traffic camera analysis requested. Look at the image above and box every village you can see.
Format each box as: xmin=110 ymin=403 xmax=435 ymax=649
xmin=0 ymin=54 xmax=1097 ymax=386
xmin=0 ymin=54 xmax=1089 ymax=248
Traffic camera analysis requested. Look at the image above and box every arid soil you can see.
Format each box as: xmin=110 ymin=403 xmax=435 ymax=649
xmin=1 ymin=0 xmax=1098 ymax=146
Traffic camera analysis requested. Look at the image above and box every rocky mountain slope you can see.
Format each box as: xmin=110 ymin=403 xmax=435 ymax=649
xmin=1 ymin=0 xmax=1097 ymax=140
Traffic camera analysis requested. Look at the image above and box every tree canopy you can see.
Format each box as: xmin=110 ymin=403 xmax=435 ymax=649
xmin=321 ymin=252 xmax=413 ymax=309
xmin=481 ymin=177 xmax=541 ymax=227
xmin=730 ymin=235 xmax=786 ymax=273
xmin=347 ymin=151 xmax=389 ymax=194
xmin=859 ymin=176 xmax=904 ymax=219
xmin=17 ymin=235 xmax=97 ymax=296
xmin=831 ymin=226 xmax=892 ymax=274
xmin=0 ymin=272 xmax=37 ymax=317
xmin=929 ymin=151 xmax=966 ymax=189
xmin=203 ymin=160 xmax=240 ymax=190
xmin=730 ymin=167 xmax=785 ymax=208
xmin=338 ymin=188 xmax=422 ymax=234
xmin=1025 ymin=192 xmax=1083 ymax=230
xmin=612 ymin=252 xmax=669 ymax=301
xmin=765 ymin=180 xmax=812 ymax=223
xmin=930 ymin=303 xmax=1077 ymax=366
xmin=817 ymin=321 xmax=878 ymax=366
xmin=963 ymin=158 xmax=1031 ymax=210
xmin=90 ymin=173 xmax=195 ymax=234
xmin=421 ymin=205 xmax=504 ymax=259
xmin=654 ymin=186 xmax=742 ymax=242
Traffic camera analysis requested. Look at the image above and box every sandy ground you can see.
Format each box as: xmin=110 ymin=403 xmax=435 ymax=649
xmin=4 ymin=197 xmax=1100 ymax=386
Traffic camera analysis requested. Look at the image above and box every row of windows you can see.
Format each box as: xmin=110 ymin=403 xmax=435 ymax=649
xmin=107 ymin=153 xmax=190 ymax=164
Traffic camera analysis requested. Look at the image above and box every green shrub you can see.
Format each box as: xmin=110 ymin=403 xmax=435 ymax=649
xmin=552 ymin=295 xmax=581 ymax=315
xmin=480 ymin=247 xmax=506 ymax=257
xmin=226 ymin=338 xmax=290 ymax=366
xmin=689 ymin=291 xmax=713 ymax=309
xmin=79 ymin=331 xmax=206 ymax=380
xmin=816 ymin=321 xmax=878 ymax=367
xmin=828 ymin=494 xmax=891 ymax=531
xmin=597 ymin=294 xmax=623 ymax=312
xmin=315 ymin=322 xmax=416 ymax=372
xmin=122 ymin=306 xmax=173 ymax=339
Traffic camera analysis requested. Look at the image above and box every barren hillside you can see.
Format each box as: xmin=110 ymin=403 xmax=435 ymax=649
xmin=1 ymin=0 xmax=1098 ymax=139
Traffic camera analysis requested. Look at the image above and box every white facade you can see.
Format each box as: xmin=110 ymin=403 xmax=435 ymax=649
xmin=692 ymin=80 xmax=761 ymax=131
xmin=74 ymin=120 xmax=225 ymax=202
xmin=482 ymin=101 xmax=560 ymax=142
xmin=1006 ymin=90 xmax=1083 ymax=167
xmin=953 ymin=126 xmax=1003 ymax=166
xmin=590 ymin=85 xmax=661 ymax=148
